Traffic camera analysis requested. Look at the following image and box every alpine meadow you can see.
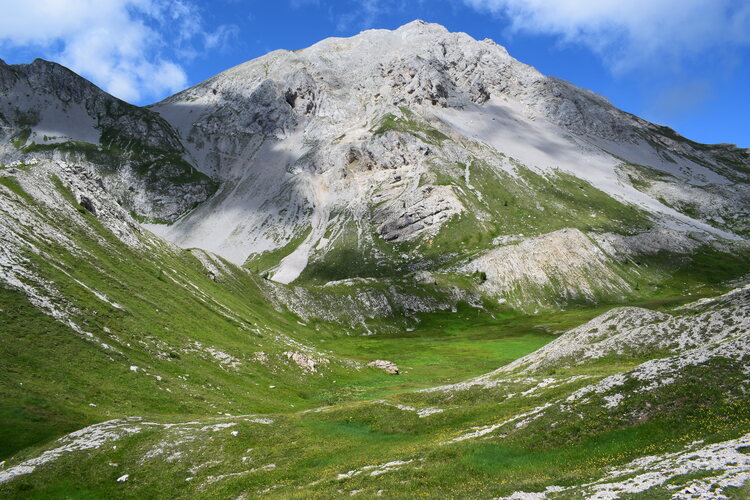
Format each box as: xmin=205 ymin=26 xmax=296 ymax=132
xmin=1 ymin=19 xmax=750 ymax=499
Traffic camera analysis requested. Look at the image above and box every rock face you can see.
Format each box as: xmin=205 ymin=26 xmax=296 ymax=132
xmin=2 ymin=21 xmax=750 ymax=315
xmin=0 ymin=59 xmax=216 ymax=222
xmin=368 ymin=360 xmax=399 ymax=375
xmin=143 ymin=19 xmax=747 ymax=293
xmin=460 ymin=228 xmax=633 ymax=309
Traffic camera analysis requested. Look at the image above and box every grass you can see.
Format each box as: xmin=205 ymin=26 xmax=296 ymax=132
xmin=1 ymin=152 xmax=750 ymax=497
xmin=316 ymin=310 xmax=556 ymax=396
xmin=0 ymin=175 xmax=35 ymax=203
xmin=295 ymin=216 xmax=406 ymax=283
xmin=0 ymin=285 xmax=123 ymax=460
xmin=0 ymin=167 xmax=570 ymax=460
xmin=422 ymin=160 xmax=653 ymax=258
xmin=11 ymin=128 xmax=31 ymax=149
xmin=5 ymin=350 xmax=746 ymax=499
xmin=372 ymin=107 xmax=450 ymax=145
xmin=244 ymin=226 xmax=312 ymax=274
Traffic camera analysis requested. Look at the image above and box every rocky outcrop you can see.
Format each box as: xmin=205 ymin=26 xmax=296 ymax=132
xmin=461 ymin=228 xmax=633 ymax=309
xmin=368 ymin=360 xmax=399 ymax=375
xmin=499 ymin=284 xmax=750 ymax=374
xmin=374 ymin=184 xmax=464 ymax=242
xmin=284 ymin=351 xmax=327 ymax=373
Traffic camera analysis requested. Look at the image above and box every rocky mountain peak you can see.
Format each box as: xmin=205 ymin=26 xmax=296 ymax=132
xmin=137 ymin=23 xmax=746 ymax=287
xmin=2 ymin=22 xmax=747 ymax=288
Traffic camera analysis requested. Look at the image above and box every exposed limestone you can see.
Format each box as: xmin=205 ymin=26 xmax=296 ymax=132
xmin=368 ymin=360 xmax=399 ymax=375
xmin=284 ymin=351 xmax=328 ymax=373
xmin=501 ymin=284 xmax=750 ymax=374
xmin=184 ymin=342 xmax=242 ymax=371
xmin=498 ymin=433 xmax=750 ymax=499
xmin=617 ymin=163 xmax=750 ymax=237
xmin=461 ymin=228 xmax=632 ymax=309
xmin=336 ymin=459 xmax=418 ymax=480
xmin=261 ymin=279 xmax=475 ymax=332
xmin=374 ymin=184 xmax=464 ymax=242
xmin=591 ymin=228 xmax=707 ymax=259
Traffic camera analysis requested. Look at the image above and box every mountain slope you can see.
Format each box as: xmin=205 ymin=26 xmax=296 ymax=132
xmin=0 ymin=155 xmax=549 ymax=459
xmin=142 ymin=21 xmax=748 ymax=311
xmin=2 ymin=270 xmax=748 ymax=498
xmin=0 ymin=58 xmax=216 ymax=222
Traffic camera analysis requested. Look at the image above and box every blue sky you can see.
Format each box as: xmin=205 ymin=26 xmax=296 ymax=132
xmin=1 ymin=0 xmax=748 ymax=147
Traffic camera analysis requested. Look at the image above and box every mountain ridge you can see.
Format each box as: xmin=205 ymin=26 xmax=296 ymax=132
xmin=137 ymin=21 xmax=748 ymax=292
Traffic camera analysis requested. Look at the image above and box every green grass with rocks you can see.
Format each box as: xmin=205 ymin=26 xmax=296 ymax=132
xmin=2 ymin=148 xmax=750 ymax=498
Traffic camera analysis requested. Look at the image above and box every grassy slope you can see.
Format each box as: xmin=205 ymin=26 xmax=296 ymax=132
xmin=3 ymin=328 xmax=748 ymax=499
xmin=0 ymin=167 xmax=564 ymax=459
xmin=2 ymin=129 xmax=750 ymax=497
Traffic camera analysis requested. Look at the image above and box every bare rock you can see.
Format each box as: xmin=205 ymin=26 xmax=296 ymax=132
xmin=368 ymin=360 xmax=399 ymax=375
xmin=284 ymin=351 xmax=325 ymax=373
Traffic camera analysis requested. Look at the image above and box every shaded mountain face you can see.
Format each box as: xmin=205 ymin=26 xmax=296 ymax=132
xmin=0 ymin=58 xmax=216 ymax=222
xmin=140 ymin=21 xmax=749 ymax=298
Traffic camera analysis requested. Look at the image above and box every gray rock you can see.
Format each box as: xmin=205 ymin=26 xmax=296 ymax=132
xmin=368 ymin=360 xmax=399 ymax=375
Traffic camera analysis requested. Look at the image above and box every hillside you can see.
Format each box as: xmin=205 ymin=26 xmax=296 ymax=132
xmin=1 ymin=21 xmax=749 ymax=499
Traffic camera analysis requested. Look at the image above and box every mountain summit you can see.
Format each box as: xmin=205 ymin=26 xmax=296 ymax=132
xmin=142 ymin=21 xmax=747 ymax=293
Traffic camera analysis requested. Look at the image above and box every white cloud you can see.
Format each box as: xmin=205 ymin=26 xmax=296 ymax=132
xmin=0 ymin=0 xmax=237 ymax=102
xmin=463 ymin=0 xmax=750 ymax=72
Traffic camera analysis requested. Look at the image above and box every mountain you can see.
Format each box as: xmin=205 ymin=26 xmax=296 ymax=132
xmin=0 ymin=58 xmax=216 ymax=222
xmin=1 ymin=21 xmax=749 ymax=498
xmin=144 ymin=21 xmax=748 ymax=307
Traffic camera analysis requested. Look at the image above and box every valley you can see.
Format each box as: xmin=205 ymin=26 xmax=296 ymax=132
xmin=1 ymin=20 xmax=749 ymax=499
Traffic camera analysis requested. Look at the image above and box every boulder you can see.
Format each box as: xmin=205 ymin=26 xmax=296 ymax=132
xmin=284 ymin=351 xmax=321 ymax=373
xmin=368 ymin=359 xmax=399 ymax=375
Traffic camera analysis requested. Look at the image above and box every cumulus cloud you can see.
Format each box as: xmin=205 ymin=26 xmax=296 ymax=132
xmin=0 ymin=0 xmax=238 ymax=103
xmin=463 ymin=0 xmax=750 ymax=72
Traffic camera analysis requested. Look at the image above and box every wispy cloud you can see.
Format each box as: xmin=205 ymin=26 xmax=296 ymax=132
xmin=0 ymin=0 xmax=238 ymax=103
xmin=288 ymin=0 xmax=394 ymax=33
xmin=462 ymin=0 xmax=750 ymax=73
xmin=334 ymin=0 xmax=384 ymax=32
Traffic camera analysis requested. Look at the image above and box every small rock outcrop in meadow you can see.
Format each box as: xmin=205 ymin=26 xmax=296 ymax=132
xmin=368 ymin=360 xmax=399 ymax=375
